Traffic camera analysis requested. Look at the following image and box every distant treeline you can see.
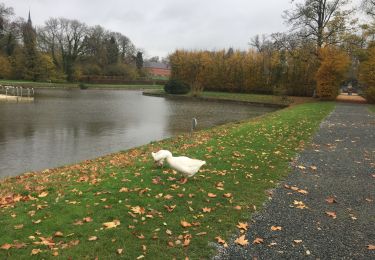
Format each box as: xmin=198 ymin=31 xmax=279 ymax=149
xmin=0 ymin=3 xmax=148 ymax=82
xmin=169 ymin=0 xmax=375 ymax=99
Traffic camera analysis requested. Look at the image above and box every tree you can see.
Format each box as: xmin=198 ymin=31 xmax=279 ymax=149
xmin=316 ymin=46 xmax=350 ymax=99
xmin=105 ymin=36 xmax=119 ymax=64
xmin=39 ymin=18 xmax=87 ymax=81
xmin=361 ymin=0 xmax=375 ymax=17
xmin=284 ymin=0 xmax=351 ymax=49
xmin=135 ymin=51 xmax=143 ymax=70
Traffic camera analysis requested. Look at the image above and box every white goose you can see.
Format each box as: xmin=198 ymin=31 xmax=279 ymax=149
xmin=151 ymin=150 xmax=171 ymax=166
xmin=151 ymin=150 xmax=206 ymax=180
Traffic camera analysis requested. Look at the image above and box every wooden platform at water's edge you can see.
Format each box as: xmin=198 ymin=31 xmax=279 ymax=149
xmin=0 ymin=94 xmax=34 ymax=102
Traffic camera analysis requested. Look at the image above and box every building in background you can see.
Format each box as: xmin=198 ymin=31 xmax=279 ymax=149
xmin=143 ymin=61 xmax=171 ymax=78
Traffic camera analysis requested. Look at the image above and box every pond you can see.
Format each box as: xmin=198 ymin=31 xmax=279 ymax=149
xmin=0 ymin=89 xmax=277 ymax=178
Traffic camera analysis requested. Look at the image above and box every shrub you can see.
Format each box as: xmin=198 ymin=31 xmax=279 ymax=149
xmin=364 ymin=86 xmax=375 ymax=104
xmin=79 ymin=83 xmax=88 ymax=89
xmin=164 ymin=79 xmax=190 ymax=94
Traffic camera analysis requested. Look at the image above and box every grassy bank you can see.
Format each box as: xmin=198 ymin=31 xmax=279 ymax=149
xmin=0 ymin=102 xmax=334 ymax=259
xmin=0 ymin=80 xmax=163 ymax=90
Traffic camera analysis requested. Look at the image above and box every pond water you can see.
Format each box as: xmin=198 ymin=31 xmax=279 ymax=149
xmin=0 ymin=89 xmax=277 ymax=177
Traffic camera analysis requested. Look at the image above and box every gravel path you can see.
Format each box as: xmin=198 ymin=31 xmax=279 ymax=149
xmin=214 ymin=103 xmax=375 ymax=259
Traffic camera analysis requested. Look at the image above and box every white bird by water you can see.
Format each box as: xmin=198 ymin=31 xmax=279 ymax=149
xmin=151 ymin=150 xmax=206 ymax=178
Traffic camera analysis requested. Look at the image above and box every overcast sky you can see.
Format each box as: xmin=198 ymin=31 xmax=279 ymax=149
xmin=3 ymin=0 xmax=364 ymax=58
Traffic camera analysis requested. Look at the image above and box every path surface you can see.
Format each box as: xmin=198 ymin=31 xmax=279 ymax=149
xmin=336 ymin=93 xmax=367 ymax=103
xmin=214 ymin=103 xmax=375 ymax=259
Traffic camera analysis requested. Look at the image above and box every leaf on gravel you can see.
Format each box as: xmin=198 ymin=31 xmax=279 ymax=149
xmin=1 ymin=243 xmax=12 ymax=250
xmin=215 ymin=236 xmax=228 ymax=247
xmin=235 ymin=235 xmax=249 ymax=246
xmin=103 ymin=219 xmax=120 ymax=229
xmin=293 ymin=200 xmax=307 ymax=209
xmin=271 ymin=225 xmax=282 ymax=231
xmin=297 ymin=189 xmax=308 ymax=195
xmin=293 ymin=239 xmax=303 ymax=244
xmin=253 ymin=237 xmax=264 ymax=244
xmin=367 ymin=244 xmax=375 ymax=250
xmin=325 ymin=211 xmax=337 ymax=219
xmin=31 ymin=249 xmax=42 ymax=255
xmin=180 ymin=220 xmax=192 ymax=228
xmin=325 ymin=196 xmax=337 ymax=204
xmin=236 ymin=222 xmax=248 ymax=230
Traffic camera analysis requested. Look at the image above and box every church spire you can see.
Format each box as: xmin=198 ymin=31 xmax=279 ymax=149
xmin=27 ymin=9 xmax=32 ymax=26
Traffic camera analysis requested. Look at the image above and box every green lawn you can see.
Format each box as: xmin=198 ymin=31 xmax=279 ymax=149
xmin=0 ymin=102 xmax=334 ymax=259
xmin=369 ymin=105 xmax=375 ymax=113
xmin=0 ymin=80 xmax=163 ymax=90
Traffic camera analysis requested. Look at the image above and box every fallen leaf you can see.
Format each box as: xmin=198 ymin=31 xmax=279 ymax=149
xmin=236 ymin=222 xmax=248 ymax=230
xmin=215 ymin=236 xmax=228 ymax=247
xmin=367 ymin=244 xmax=375 ymax=250
xmin=38 ymin=191 xmax=48 ymax=198
xmin=164 ymin=205 xmax=176 ymax=212
xmin=1 ymin=243 xmax=12 ymax=250
xmin=14 ymin=224 xmax=24 ymax=230
xmin=83 ymin=217 xmax=93 ymax=223
xmin=31 ymin=249 xmax=42 ymax=255
xmin=234 ymin=235 xmax=249 ymax=246
xmin=253 ymin=237 xmax=264 ymax=244
xmin=117 ymin=248 xmax=124 ymax=254
xmin=103 ymin=219 xmax=121 ymax=229
xmin=271 ymin=226 xmax=282 ymax=231
xmin=326 ymin=211 xmax=337 ymax=219
xmin=207 ymin=193 xmax=217 ymax=198
xmin=54 ymin=231 xmax=64 ymax=237
xmin=88 ymin=236 xmax=98 ymax=241
xmin=180 ymin=220 xmax=192 ymax=228
xmin=183 ymin=238 xmax=191 ymax=247
xmin=202 ymin=207 xmax=212 ymax=213
xmin=234 ymin=205 xmax=242 ymax=210
xmin=293 ymin=200 xmax=307 ymax=209
xmin=223 ymin=193 xmax=232 ymax=198
xmin=325 ymin=197 xmax=337 ymax=204
xmin=131 ymin=206 xmax=145 ymax=214
xmin=293 ymin=239 xmax=303 ymax=244
xmin=297 ymin=189 xmax=308 ymax=195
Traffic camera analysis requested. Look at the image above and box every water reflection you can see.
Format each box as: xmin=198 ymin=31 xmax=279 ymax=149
xmin=0 ymin=89 xmax=276 ymax=177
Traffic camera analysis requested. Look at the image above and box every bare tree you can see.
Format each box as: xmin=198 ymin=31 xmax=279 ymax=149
xmin=284 ymin=0 xmax=351 ymax=49
xmin=361 ymin=0 xmax=375 ymax=17
xmin=39 ymin=18 xmax=87 ymax=81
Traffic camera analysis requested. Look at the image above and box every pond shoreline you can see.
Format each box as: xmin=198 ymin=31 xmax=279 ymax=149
xmin=142 ymin=91 xmax=288 ymax=108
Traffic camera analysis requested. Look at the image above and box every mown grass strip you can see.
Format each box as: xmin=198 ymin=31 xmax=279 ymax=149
xmin=0 ymin=102 xmax=334 ymax=259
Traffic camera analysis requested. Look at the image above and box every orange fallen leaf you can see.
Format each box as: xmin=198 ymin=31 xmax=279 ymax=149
xmin=297 ymin=189 xmax=308 ymax=195
xmin=215 ymin=236 xmax=228 ymax=247
xmin=31 ymin=249 xmax=42 ymax=255
xmin=183 ymin=238 xmax=191 ymax=247
xmin=207 ymin=193 xmax=217 ymax=198
xmin=235 ymin=235 xmax=249 ymax=246
xmin=180 ymin=220 xmax=192 ymax=228
xmin=1 ymin=243 xmax=12 ymax=250
xmin=131 ymin=206 xmax=145 ymax=214
xmin=88 ymin=236 xmax=98 ymax=241
xmin=202 ymin=207 xmax=212 ymax=213
xmin=236 ymin=222 xmax=248 ymax=230
xmin=103 ymin=219 xmax=121 ymax=229
xmin=326 ymin=211 xmax=337 ymax=219
xmin=38 ymin=191 xmax=48 ymax=198
xmin=14 ymin=224 xmax=24 ymax=230
xmin=223 ymin=193 xmax=232 ymax=198
xmin=253 ymin=237 xmax=264 ymax=244
xmin=271 ymin=225 xmax=282 ymax=231
xmin=54 ymin=231 xmax=64 ymax=237
xmin=367 ymin=244 xmax=375 ymax=250
xmin=234 ymin=205 xmax=242 ymax=210
xmin=83 ymin=217 xmax=93 ymax=222
xmin=119 ymin=187 xmax=129 ymax=193
xmin=325 ymin=197 xmax=337 ymax=204
xmin=164 ymin=205 xmax=176 ymax=212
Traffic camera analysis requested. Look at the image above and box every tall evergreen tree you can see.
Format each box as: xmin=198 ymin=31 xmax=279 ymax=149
xmin=106 ymin=36 xmax=119 ymax=64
